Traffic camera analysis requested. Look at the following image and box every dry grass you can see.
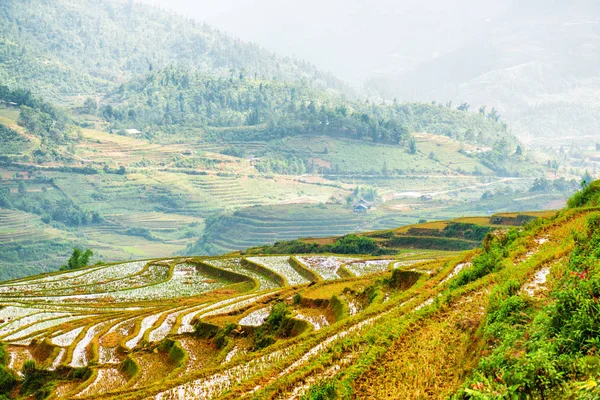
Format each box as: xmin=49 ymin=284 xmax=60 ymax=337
xmin=302 ymin=280 xmax=370 ymax=300
xmin=300 ymin=237 xmax=337 ymax=245
xmin=495 ymin=210 xmax=558 ymax=218
xmin=352 ymin=291 xmax=488 ymax=399
xmin=100 ymin=332 xmax=120 ymax=348
xmin=452 ymin=216 xmax=494 ymax=225
xmin=132 ymin=352 xmax=175 ymax=388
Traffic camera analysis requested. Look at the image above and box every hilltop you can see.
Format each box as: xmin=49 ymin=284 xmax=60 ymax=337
xmin=0 ymin=183 xmax=597 ymax=398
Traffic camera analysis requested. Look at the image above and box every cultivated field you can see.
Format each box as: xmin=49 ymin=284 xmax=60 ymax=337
xmin=0 ymin=249 xmax=447 ymax=399
xmin=0 ymin=195 xmax=597 ymax=399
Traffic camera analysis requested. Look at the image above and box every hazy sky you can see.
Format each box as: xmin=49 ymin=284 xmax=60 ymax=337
xmin=138 ymin=0 xmax=512 ymax=84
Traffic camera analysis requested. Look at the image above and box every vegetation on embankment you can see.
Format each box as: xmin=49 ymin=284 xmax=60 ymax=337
xmin=344 ymin=182 xmax=600 ymax=399
xmin=455 ymin=188 xmax=600 ymax=398
xmin=244 ymin=234 xmax=383 ymax=256
xmin=244 ymin=214 xmax=543 ymax=256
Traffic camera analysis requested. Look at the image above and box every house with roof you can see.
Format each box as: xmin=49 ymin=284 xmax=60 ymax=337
xmin=353 ymin=203 xmax=369 ymax=213
xmin=353 ymin=198 xmax=374 ymax=213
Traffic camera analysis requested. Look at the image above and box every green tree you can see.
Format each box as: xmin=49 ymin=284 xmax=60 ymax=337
xmin=62 ymin=248 xmax=93 ymax=270
xmin=408 ymin=137 xmax=417 ymax=154
xmin=18 ymin=181 xmax=27 ymax=195
xmin=83 ymin=98 xmax=97 ymax=114
xmin=530 ymin=177 xmax=551 ymax=192
xmin=0 ymin=187 xmax=10 ymax=208
xmin=515 ymin=145 xmax=523 ymax=156
xmin=488 ymin=107 xmax=501 ymax=122
xmin=582 ymin=170 xmax=593 ymax=187
xmin=381 ymin=161 xmax=389 ymax=175
xmin=457 ymin=102 xmax=470 ymax=111
xmin=550 ymin=159 xmax=560 ymax=178
xmin=329 ymin=234 xmax=378 ymax=254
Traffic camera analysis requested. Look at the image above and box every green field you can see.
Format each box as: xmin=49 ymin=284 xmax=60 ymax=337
xmin=275 ymin=133 xmax=497 ymax=174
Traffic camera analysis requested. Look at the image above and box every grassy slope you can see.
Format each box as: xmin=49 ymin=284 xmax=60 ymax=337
xmin=276 ymin=133 xmax=496 ymax=175
xmin=251 ymin=185 xmax=600 ymax=399
xmin=0 ymin=184 xmax=597 ymax=399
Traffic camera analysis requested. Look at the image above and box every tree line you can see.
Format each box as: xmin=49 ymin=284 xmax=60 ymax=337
xmin=97 ymin=68 xmax=513 ymax=150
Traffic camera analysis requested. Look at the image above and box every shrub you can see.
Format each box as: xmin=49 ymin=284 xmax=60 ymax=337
xmin=67 ymin=366 xmax=92 ymax=381
xmin=158 ymin=339 xmax=186 ymax=364
xmin=0 ymin=366 xmax=16 ymax=396
xmin=252 ymin=303 xmax=298 ymax=351
xmin=212 ymin=324 xmax=237 ymax=350
xmin=292 ymin=293 xmax=302 ymax=305
xmin=20 ymin=360 xmax=56 ymax=400
xmin=253 ymin=234 xmax=381 ymax=255
xmin=193 ymin=322 xmax=220 ymax=339
xmin=0 ymin=343 xmax=7 ymax=367
xmin=302 ymin=381 xmax=337 ymax=400
xmin=119 ymin=357 xmax=139 ymax=380
xmin=567 ymin=180 xmax=600 ymax=208
xmin=451 ymin=229 xmax=519 ymax=288
xmin=264 ymin=302 xmax=292 ymax=334
xmin=327 ymin=234 xmax=379 ymax=254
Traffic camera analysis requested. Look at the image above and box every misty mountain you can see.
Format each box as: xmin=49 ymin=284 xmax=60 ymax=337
xmin=366 ymin=0 xmax=600 ymax=142
xmin=0 ymin=0 xmax=349 ymax=100
xmin=139 ymin=0 xmax=515 ymax=84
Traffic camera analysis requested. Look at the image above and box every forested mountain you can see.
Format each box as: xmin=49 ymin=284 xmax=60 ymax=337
xmin=366 ymin=0 xmax=600 ymax=142
xmin=101 ymin=67 xmax=514 ymax=148
xmin=0 ymin=0 xmax=348 ymax=99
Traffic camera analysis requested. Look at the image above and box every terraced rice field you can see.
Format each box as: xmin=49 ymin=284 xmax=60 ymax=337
xmin=295 ymin=256 xmax=359 ymax=280
xmin=0 ymin=201 xmax=575 ymax=400
xmin=0 ymin=248 xmax=447 ymax=399
xmin=201 ymin=205 xmax=370 ymax=254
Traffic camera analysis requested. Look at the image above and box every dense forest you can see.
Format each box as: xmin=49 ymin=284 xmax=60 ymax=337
xmin=0 ymin=85 xmax=77 ymax=146
xmin=0 ymin=0 xmax=349 ymax=98
xmin=100 ymin=68 xmax=514 ymax=148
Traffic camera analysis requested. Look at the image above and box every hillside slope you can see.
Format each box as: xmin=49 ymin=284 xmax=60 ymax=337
xmin=0 ymin=0 xmax=575 ymax=286
xmin=0 ymin=184 xmax=598 ymax=398
xmin=0 ymin=0 xmax=347 ymax=99
xmin=0 ymin=92 xmax=564 ymax=280
xmin=367 ymin=0 xmax=600 ymax=142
